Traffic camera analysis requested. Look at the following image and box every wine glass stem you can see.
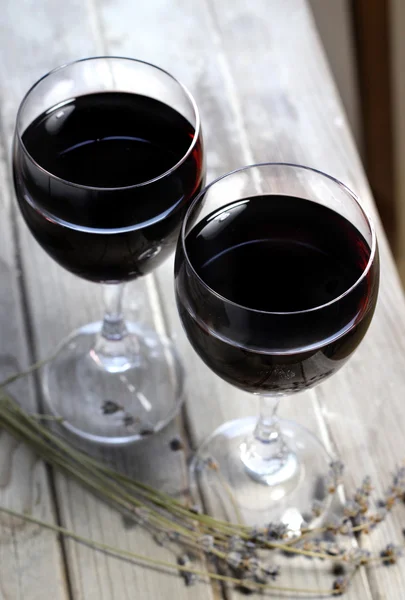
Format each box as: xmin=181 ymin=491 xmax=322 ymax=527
xmin=91 ymin=283 xmax=142 ymax=373
xmin=253 ymin=396 xmax=284 ymax=454
xmin=240 ymin=396 xmax=293 ymax=483
xmin=101 ymin=283 xmax=127 ymax=341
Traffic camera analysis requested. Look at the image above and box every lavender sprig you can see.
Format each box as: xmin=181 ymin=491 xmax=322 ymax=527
xmin=0 ymin=356 xmax=405 ymax=596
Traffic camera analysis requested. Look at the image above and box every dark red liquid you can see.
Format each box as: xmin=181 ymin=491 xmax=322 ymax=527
xmin=175 ymin=195 xmax=379 ymax=394
xmin=13 ymin=92 xmax=204 ymax=282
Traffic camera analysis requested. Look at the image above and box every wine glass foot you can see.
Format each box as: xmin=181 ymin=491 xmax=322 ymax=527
xmin=190 ymin=416 xmax=334 ymax=529
xmin=42 ymin=321 xmax=184 ymax=445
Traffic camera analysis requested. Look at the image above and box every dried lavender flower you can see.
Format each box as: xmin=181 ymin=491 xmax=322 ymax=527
xmin=266 ymin=522 xmax=288 ymax=540
xmin=235 ymin=578 xmax=256 ymax=595
xmin=244 ymin=540 xmax=256 ymax=552
xmin=101 ymin=400 xmax=123 ymax=414
xmin=227 ymin=551 xmax=243 ymax=569
xmin=182 ymin=572 xmax=197 ymax=586
xmin=383 ymin=490 xmax=398 ymax=510
xmin=381 ymin=544 xmax=403 ymax=565
xmin=205 ymin=456 xmax=219 ymax=471
xmin=252 ymin=570 xmax=267 ymax=585
xmin=346 ymin=547 xmax=371 ymax=566
xmin=246 ymin=557 xmax=261 ymax=571
xmin=177 ymin=553 xmax=197 ymax=586
xmin=353 ymin=490 xmax=370 ymax=513
xmin=322 ymin=541 xmax=344 ymax=557
xmin=371 ymin=507 xmax=387 ymax=524
xmin=332 ymin=576 xmax=350 ymax=595
xmin=393 ymin=465 xmax=405 ymax=486
xmin=198 ymin=534 xmax=214 ymax=553
xmin=325 ymin=515 xmax=343 ymax=534
xmin=153 ymin=532 xmax=167 ymax=546
xmin=332 ymin=562 xmax=347 ymax=576
xmin=352 ymin=514 xmax=372 ymax=533
xmin=325 ymin=474 xmax=337 ymax=494
xmin=249 ymin=528 xmax=265 ymax=543
xmin=139 ymin=426 xmax=154 ymax=436
xmin=312 ymin=499 xmax=324 ymax=517
xmin=343 ymin=500 xmax=362 ymax=518
xmin=329 ymin=459 xmax=345 ymax=481
xmin=263 ymin=563 xmax=280 ymax=580
xmin=299 ymin=520 xmax=309 ymax=532
xmin=250 ymin=560 xmax=279 ymax=585
xmin=360 ymin=475 xmax=373 ymax=495
xmin=177 ymin=553 xmax=191 ymax=567
xmin=391 ymin=477 xmax=405 ymax=496
xmin=123 ymin=414 xmax=135 ymax=427
xmin=169 ymin=436 xmax=185 ymax=451
xmin=339 ymin=520 xmax=353 ymax=536
xmin=228 ymin=535 xmax=245 ymax=552
xmin=301 ymin=539 xmax=322 ymax=558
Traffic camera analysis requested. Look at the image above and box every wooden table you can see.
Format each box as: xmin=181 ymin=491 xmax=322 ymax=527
xmin=1 ymin=0 xmax=404 ymax=598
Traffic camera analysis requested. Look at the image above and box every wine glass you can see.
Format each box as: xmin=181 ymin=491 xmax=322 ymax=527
xmin=13 ymin=57 xmax=204 ymax=445
xmin=175 ymin=163 xmax=379 ymax=526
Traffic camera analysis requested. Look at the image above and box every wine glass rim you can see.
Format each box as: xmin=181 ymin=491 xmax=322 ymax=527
xmin=180 ymin=162 xmax=378 ymax=316
xmin=15 ymin=55 xmax=201 ymax=193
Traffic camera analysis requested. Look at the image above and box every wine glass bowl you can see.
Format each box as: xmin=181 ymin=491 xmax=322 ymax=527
xmin=12 ymin=57 xmax=205 ymax=445
xmin=175 ymin=163 xmax=379 ymax=525
xmin=14 ymin=58 xmax=204 ymax=283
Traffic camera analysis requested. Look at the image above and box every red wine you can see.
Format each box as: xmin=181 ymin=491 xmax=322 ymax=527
xmin=175 ymin=195 xmax=379 ymax=394
xmin=14 ymin=92 xmax=204 ymax=282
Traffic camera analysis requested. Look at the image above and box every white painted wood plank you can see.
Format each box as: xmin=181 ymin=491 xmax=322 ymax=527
xmin=0 ymin=1 xmax=216 ymax=599
xmin=207 ymin=1 xmax=405 ymax=598
xmin=0 ymin=77 xmax=68 ymax=600
xmin=97 ymin=0 xmax=377 ymax=596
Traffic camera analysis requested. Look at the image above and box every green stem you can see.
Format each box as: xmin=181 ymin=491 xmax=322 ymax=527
xmin=0 ymin=348 xmax=61 ymax=387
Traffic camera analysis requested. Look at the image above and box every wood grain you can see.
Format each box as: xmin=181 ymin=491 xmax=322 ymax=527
xmin=1 ymin=0 xmax=405 ymax=598
xmin=95 ymin=0 xmax=385 ymax=597
xmin=0 ymin=47 xmax=68 ymax=600
xmin=0 ymin=1 xmax=215 ymax=599
xmin=206 ymin=1 xmax=405 ymax=598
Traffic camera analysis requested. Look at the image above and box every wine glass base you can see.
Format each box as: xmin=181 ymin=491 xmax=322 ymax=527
xmin=190 ymin=416 xmax=334 ymax=529
xmin=42 ymin=321 xmax=183 ymax=445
